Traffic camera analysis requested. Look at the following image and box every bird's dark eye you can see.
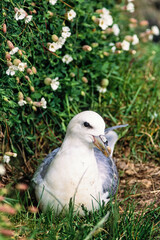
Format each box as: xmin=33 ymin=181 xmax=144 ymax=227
xmin=83 ymin=122 xmax=93 ymax=128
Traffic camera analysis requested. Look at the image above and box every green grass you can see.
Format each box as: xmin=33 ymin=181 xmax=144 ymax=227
xmin=2 ymin=189 xmax=159 ymax=240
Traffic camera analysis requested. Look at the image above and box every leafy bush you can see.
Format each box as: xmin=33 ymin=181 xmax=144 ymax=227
xmin=0 ymin=0 xmax=159 ymax=161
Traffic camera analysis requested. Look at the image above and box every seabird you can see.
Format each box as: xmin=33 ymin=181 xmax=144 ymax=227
xmin=32 ymin=111 xmax=127 ymax=214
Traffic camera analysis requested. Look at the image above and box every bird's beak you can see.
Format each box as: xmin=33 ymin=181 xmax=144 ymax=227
xmin=93 ymin=135 xmax=111 ymax=157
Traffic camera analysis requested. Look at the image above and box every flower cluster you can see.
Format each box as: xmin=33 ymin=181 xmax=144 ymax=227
xmin=48 ymin=26 xmax=71 ymax=53
xmin=126 ymin=0 xmax=135 ymax=13
xmin=92 ymin=8 xmax=120 ymax=37
xmin=18 ymin=91 xmax=47 ymax=109
xmin=14 ymin=8 xmax=32 ymax=24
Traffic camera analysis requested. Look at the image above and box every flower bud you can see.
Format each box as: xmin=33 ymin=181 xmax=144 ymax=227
xmin=26 ymin=97 xmax=33 ymax=104
xmin=18 ymin=92 xmax=24 ymax=100
xmin=101 ymin=35 xmax=106 ymax=40
xmin=31 ymin=2 xmax=36 ymax=6
xmin=101 ymin=78 xmax=109 ymax=87
xmin=33 ymin=101 xmax=41 ymax=107
xmin=115 ymin=50 xmax=122 ymax=54
xmin=47 ymin=42 xmax=51 ymax=47
xmin=28 ymin=206 xmax=38 ymax=213
xmin=81 ymin=91 xmax=85 ymax=96
xmin=13 ymin=59 xmax=21 ymax=66
xmin=5 ymin=52 xmax=11 ymax=60
xmin=5 ymin=152 xmax=17 ymax=157
xmin=7 ymin=61 xmax=12 ymax=67
xmin=91 ymin=16 xmax=99 ymax=24
xmin=95 ymin=9 xmax=103 ymax=14
xmin=0 ymin=204 xmax=16 ymax=215
xmin=27 ymin=68 xmax=33 ymax=75
xmin=130 ymin=50 xmax=136 ymax=55
xmin=44 ymin=77 xmax=52 ymax=85
xmin=7 ymin=40 xmax=14 ymax=50
xmin=2 ymin=23 xmax=7 ymax=33
xmin=129 ymin=18 xmax=137 ymax=24
xmin=139 ymin=20 xmax=149 ymax=27
xmin=82 ymin=77 xmax=88 ymax=83
xmin=25 ymin=75 xmax=30 ymax=81
xmin=70 ymin=72 xmax=75 ymax=78
xmin=103 ymin=51 xmax=109 ymax=56
xmin=48 ymin=11 xmax=54 ymax=17
xmin=3 ymin=12 xmax=7 ymax=17
xmin=32 ymin=9 xmax=37 ymax=14
xmin=18 ymin=50 xmax=23 ymax=56
xmin=124 ymin=35 xmax=133 ymax=42
xmin=31 ymin=66 xmax=37 ymax=74
xmin=82 ymin=45 xmax=92 ymax=52
xmin=51 ymin=34 xmax=59 ymax=42
xmin=91 ymin=42 xmax=99 ymax=48
xmin=16 ymin=77 xmax=20 ymax=83
xmin=16 ymin=183 xmax=28 ymax=191
xmin=115 ymin=42 xmax=122 ymax=48
xmin=32 ymin=106 xmax=37 ymax=111
xmin=30 ymin=86 xmax=35 ymax=92
xmin=14 ymin=7 xmax=19 ymax=13
xmin=0 ymin=229 xmax=15 ymax=237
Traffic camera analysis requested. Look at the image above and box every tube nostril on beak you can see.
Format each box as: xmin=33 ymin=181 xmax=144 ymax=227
xmin=99 ymin=135 xmax=108 ymax=146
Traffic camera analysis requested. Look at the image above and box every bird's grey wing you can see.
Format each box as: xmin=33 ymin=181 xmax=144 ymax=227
xmin=94 ymin=148 xmax=118 ymax=198
xmin=95 ymin=124 xmax=128 ymax=198
xmin=32 ymin=148 xmax=60 ymax=186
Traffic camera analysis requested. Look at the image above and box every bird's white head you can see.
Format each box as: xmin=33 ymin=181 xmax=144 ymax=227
xmin=64 ymin=111 xmax=109 ymax=156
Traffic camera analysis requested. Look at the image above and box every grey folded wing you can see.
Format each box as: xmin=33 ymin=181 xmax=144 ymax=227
xmin=94 ymin=148 xmax=118 ymax=197
xmin=94 ymin=125 xmax=128 ymax=198
xmin=32 ymin=147 xmax=60 ymax=186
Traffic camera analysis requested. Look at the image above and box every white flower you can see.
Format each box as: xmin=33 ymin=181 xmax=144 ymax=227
xmin=99 ymin=18 xmax=108 ymax=30
xmin=51 ymin=77 xmax=60 ymax=91
xmin=14 ymin=8 xmax=26 ymax=21
xmin=12 ymin=153 xmax=17 ymax=157
xmin=40 ymin=97 xmax=47 ymax=109
xmin=9 ymin=47 xmax=19 ymax=55
xmin=101 ymin=8 xmax=110 ymax=16
xmin=62 ymin=54 xmax=73 ymax=64
xmin=112 ymin=24 xmax=120 ymax=36
xmin=121 ymin=40 xmax=130 ymax=51
xmin=18 ymin=62 xmax=27 ymax=72
xmin=49 ymin=0 xmax=57 ymax=5
xmin=97 ymin=86 xmax=107 ymax=93
xmin=148 ymin=34 xmax=153 ymax=41
xmin=25 ymin=15 xmax=33 ymax=24
xmin=18 ymin=100 xmax=27 ymax=106
xmin=62 ymin=26 xmax=70 ymax=32
xmin=151 ymin=111 xmax=158 ymax=119
xmin=126 ymin=2 xmax=135 ymax=13
xmin=62 ymin=31 xmax=71 ymax=38
xmin=49 ymin=42 xmax=59 ymax=52
xmin=67 ymin=9 xmax=76 ymax=21
xmin=99 ymin=15 xmax=113 ymax=30
xmin=6 ymin=65 xmax=18 ymax=76
xmin=109 ymin=43 xmax=116 ymax=52
xmin=132 ymin=34 xmax=139 ymax=45
xmin=56 ymin=37 xmax=66 ymax=49
xmin=151 ymin=25 xmax=160 ymax=36
xmin=3 ymin=155 xmax=10 ymax=164
xmin=62 ymin=26 xmax=71 ymax=38
xmin=0 ymin=164 xmax=6 ymax=175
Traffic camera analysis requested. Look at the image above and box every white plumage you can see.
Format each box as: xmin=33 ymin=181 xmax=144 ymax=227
xmin=32 ymin=111 xmax=127 ymax=214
